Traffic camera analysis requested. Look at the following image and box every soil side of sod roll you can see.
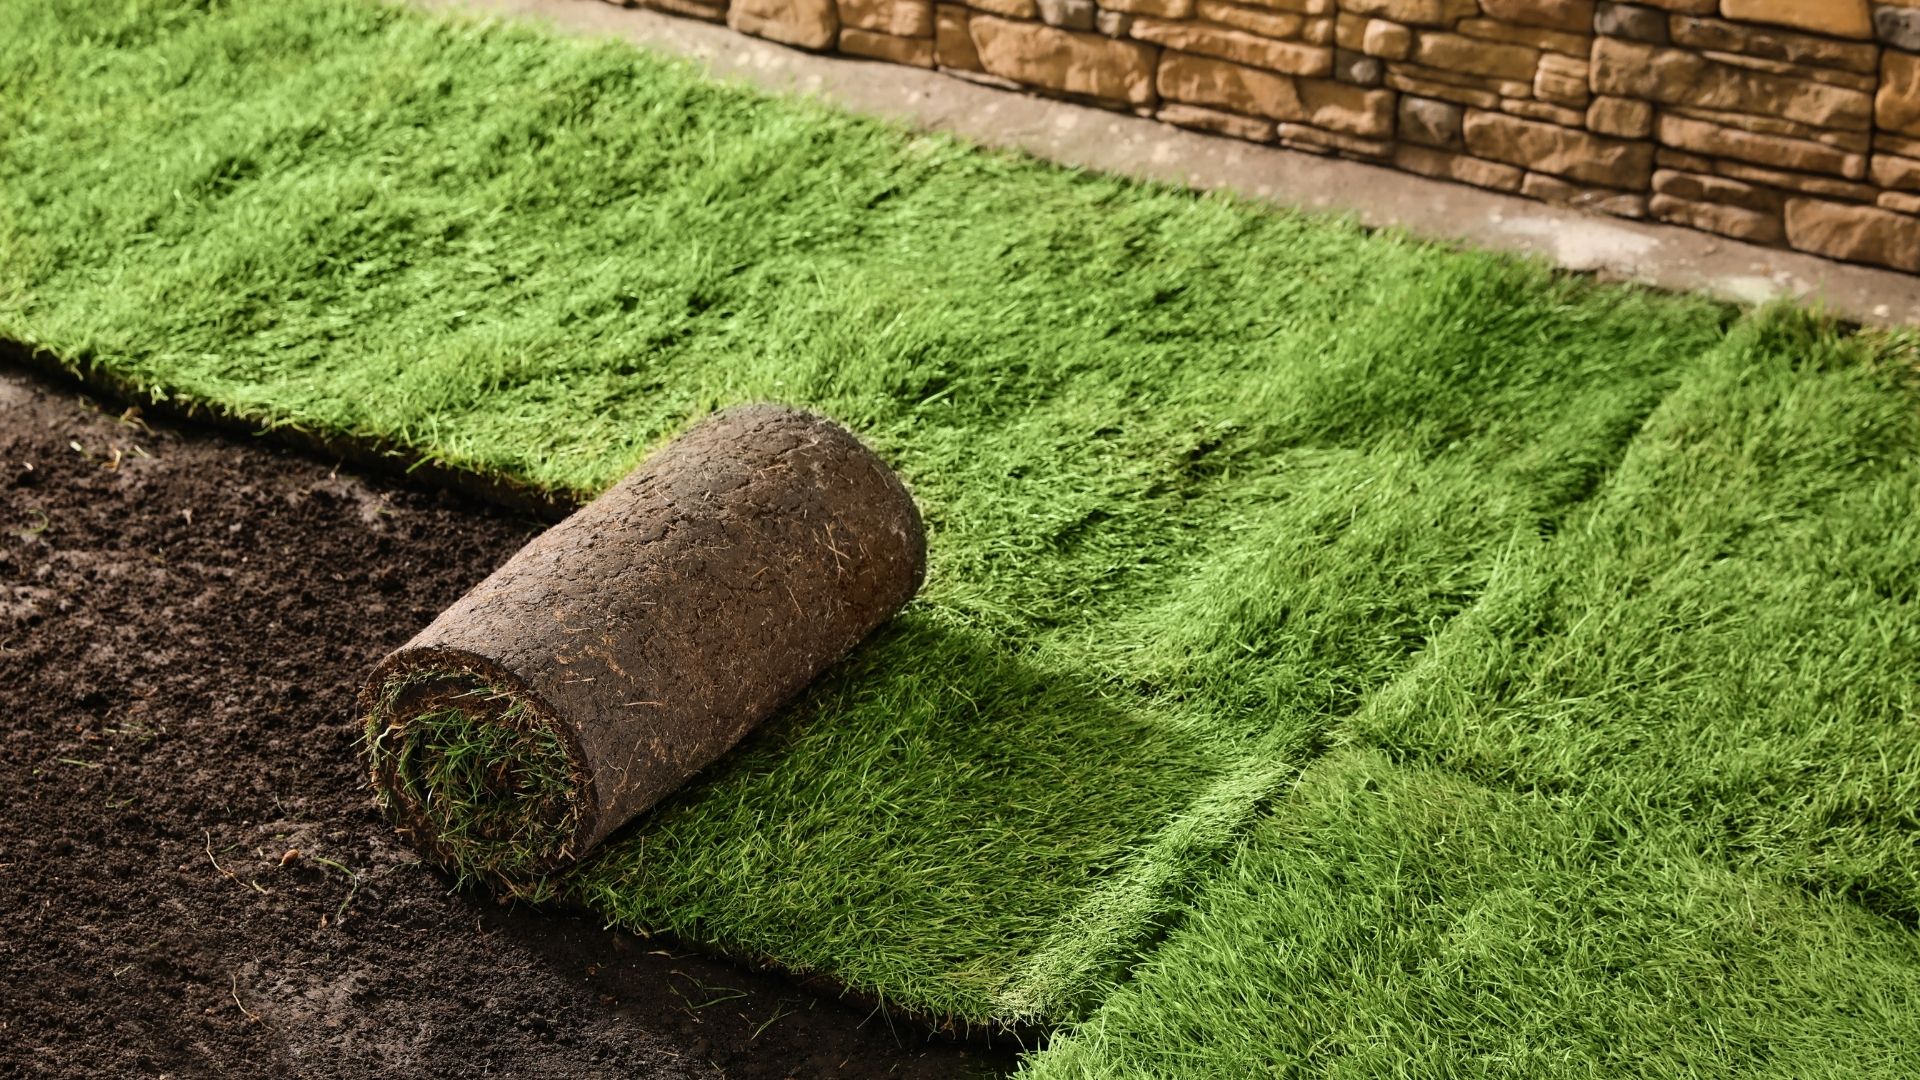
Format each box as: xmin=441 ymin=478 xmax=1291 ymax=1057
xmin=365 ymin=405 xmax=926 ymax=883
xmin=0 ymin=364 xmax=1014 ymax=1080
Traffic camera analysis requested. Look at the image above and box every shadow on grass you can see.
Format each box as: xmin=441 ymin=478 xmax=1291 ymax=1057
xmin=566 ymin=612 xmax=1253 ymax=1032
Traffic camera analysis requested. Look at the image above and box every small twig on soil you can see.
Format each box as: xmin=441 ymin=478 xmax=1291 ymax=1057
xmin=202 ymin=830 xmax=265 ymax=892
xmin=230 ymin=973 xmax=260 ymax=1023
xmin=205 ymin=830 xmax=238 ymax=883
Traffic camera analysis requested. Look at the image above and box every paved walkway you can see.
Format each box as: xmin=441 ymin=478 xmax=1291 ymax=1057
xmin=418 ymin=0 xmax=1920 ymax=328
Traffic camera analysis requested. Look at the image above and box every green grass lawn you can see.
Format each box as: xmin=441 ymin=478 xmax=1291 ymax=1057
xmin=6 ymin=0 xmax=1918 ymax=1072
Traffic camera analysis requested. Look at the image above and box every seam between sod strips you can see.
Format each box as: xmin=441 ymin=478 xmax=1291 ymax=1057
xmin=998 ymin=354 xmax=1715 ymax=1031
xmin=1303 ymin=339 xmax=1920 ymax=932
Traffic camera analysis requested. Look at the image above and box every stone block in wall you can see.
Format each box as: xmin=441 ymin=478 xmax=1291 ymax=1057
xmin=1300 ymin=78 xmax=1396 ymax=134
xmin=1362 ymin=19 xmax=1414 ymax=58
xmin=1719 ymin=0 xmax=1872 ymax=40
xmin=1412 ymin=32 xmax=1544 ymax=82
xmin=1096 ymin=8 xmax=1132 ymax=35
xmin=1521 ymin=172 xmax=1649 ymax=215
xmin=1385 ymin=69 xmax=1503 ymax=107
xmin=1534 ymin=53 xmax=1590 ymax=104
xmin=1656 ymin=114 xmax=1867 ymax=179
xmin=1478 ymin=0 xmax=1594 ymax=33
xmin=1157 ymin=102 xmax=1278 ymax=139
xmin=1873 ymin=153 xmax=1920 ymax=190
xmin=1194 ymin=1 xmax=1303 ymax=40
xmin=1593 ymin=3 xmax=1669 ymax=43
xmin=1714 ymin=159 xmax=1879 ymax=199
xmin=1303 ymin=15 xmax=1337 ymax=44
xmin=1037 ymin=0 xmax=1097 ymax=30
xmin=1586 ymin=94 xmax=1653 ymax=136
xmin=1503 ymin=97 xmax=1589 ymax=124
xmin=1157 ymin=51 xmax=1304 ymax=118
xmin=729 ymin=0 xmax=839 ymax=48
xmin=1156 ymin=54 xmax=1394 ymax=133
xmin=967 ymin=0 xmax=1037 ymax=16
xmin=1656 ymin=146 xmax=1715 ymax=170
xmin=1397 ymin=62 xmax=1534 ymax=97
xmin=1463 ymin=109 xmax=1654 ymax=187
xmin=840 ymin=0 xmax=935 ymax=36
xmin=1882 ymin=190 xmax=1920 ymax=215
xmin=842 ymin=27 xmax=938 ymax=62
xmin=1592 ymin=38 xmax=1872 ymax=130
xmin=969 ymin=14 xmax=1159 ymax=102
xmin=1399 ymin=95 xmax=1465 ymax=146
xmin=1278 ymin=122 xmax=1394 ymax=157
xmin=1698 ymin=51 xmax=1877 ymax=94
xmin=1884 ymin=131 xmax=1920 ymax=159
xmin=1341 ymin=0 xmax=1477 ymax=29
xmin=1454 ymin=18 xmax=1592 ymax=56
xmin=1648 ymin=193 xmax=1785 ymax=242
xmin=1784 ymin=199 xmax=1920 ymax=269
xmin=1664 ymin=104 xmax=1869 ymax=152
xmin=935 ymin=4 xmax=984 ymax=67
xmin=1879 ymin=6 xmax=1920 ymax=52
xmin=1335 ymin=12 xmax=1367 ymax=49
xmin=1626 ymin=0 xmax=1714 ymax=11
xmin=1667 ymin=16 xmax=1879 ymax=75
xmin=1334 ymin=49 xmax=1387 ymax=84
xmin=1881 ymin=52 xmax=1920 ymax=138
xmin=1391 ymin=143 xmax=1528 ymax=189
xmin=1653 ymin=167 xmax=1784 ymax=212
xmin=1099 ymin=0 xmax=1193 ymax=17
xmin=1129 ymin=18 xmax=1333 ymax=75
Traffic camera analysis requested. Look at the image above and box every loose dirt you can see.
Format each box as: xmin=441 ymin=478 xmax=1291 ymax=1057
xmin=0 ymin=366 xmax=1016 ymax=1079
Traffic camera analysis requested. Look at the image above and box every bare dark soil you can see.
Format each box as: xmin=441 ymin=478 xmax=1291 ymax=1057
xmin=0 ymin=367 xmax=1016 ymax=1080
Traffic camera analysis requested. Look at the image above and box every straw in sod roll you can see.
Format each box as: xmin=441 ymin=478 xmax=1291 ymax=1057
xmin=361 ymin=405 xmax=926 ymax=884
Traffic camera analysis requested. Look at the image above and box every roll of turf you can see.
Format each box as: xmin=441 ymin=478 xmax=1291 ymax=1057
xmin=360 ymin=404 xmax=925 ymax=882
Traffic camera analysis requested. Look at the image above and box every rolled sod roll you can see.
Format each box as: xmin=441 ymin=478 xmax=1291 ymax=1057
xmin=360 ymin=405 xmax=925 ymax=882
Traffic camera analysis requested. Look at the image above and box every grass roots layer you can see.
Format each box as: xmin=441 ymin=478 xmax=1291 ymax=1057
xmin=365 ymin=674 xmax=583 ymax=883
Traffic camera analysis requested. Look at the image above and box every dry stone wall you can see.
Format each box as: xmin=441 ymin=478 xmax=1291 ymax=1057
xmin=610 ymin=0 xmax=1920 ymax=273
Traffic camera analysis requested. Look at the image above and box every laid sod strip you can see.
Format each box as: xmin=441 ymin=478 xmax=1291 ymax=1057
xmin=1023 ymin=750 xmax=1920 ymax=1079
xmin=13 ymin=0 xmax=1916 ymax=1037
xmin=1347 ymin=310 xmax=1920 ymax=925
xmin=362 ymin=404 xmax=926 ymax=885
